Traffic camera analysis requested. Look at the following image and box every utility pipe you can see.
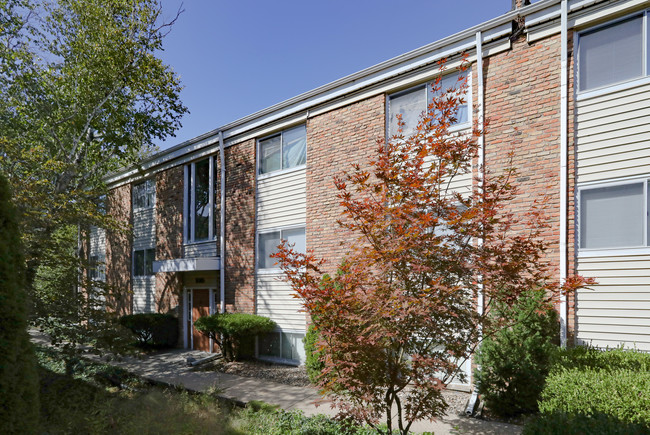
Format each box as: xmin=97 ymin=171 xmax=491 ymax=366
xmin=559 ymin=0 xmax=568 ymax=348
xmin=219 ymin=131 xmax=226 ymax=314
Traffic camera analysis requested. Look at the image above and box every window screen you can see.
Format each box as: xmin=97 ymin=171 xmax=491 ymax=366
xmin=388 ymin=86 xmax=426 ymax=138
xmin=580 ymin=183 xmax=645 ymax=249
xmin=578 ymin=16 xmax=643 ymax=91
xmin=258 ymin=231 xmax=281 ymax=269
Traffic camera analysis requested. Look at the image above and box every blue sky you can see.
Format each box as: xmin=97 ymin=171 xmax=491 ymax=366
xmin=156 ymin=0 xmax=515 ymax=149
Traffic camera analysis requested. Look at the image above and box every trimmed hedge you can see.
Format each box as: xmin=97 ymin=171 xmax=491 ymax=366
xmin=194 ymin=313 xmax=275 ymax=362
xmin=524 ymin=346 xmax=650 ymax=433
xmin=119 ymin=313 xmax=178 ymax=348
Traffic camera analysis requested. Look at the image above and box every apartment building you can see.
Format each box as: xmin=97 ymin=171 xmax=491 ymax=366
xmin=98 ymin=0 xmax=650 ymax=387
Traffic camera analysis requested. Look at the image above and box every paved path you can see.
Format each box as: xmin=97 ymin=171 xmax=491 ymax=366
xmin=32 ymin=333 xmax=521 ymax=434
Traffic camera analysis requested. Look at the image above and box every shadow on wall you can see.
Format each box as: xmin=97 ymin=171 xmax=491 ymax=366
xmin=225 ymin=141 xmax=256 ymax=314
xmin=106 ymin=184 xmax=132 ymax=315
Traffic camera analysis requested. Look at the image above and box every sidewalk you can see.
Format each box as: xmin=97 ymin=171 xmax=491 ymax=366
xmin=31 ymin=333 xmax=521 ymax=434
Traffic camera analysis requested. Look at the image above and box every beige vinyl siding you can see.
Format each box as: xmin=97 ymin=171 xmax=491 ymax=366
xmin=89 ymin=226 xmax=106 ymax=260
xmin=576 ymin=254 xmax=650 ymax=351
xmin=256 ymin=169 xmax=306 ymax=231
xmin=133 ymin=208 xmax=156 ymax=251
xmin=256 ymin=274 xmax=305 ymax=331
xmin=183 ymin=241 xmax=217 ymax=258
xmin=133 ymin=277 xmax=156 ymax=314
xmin=576 ymin=82 xmax=650 ymax=183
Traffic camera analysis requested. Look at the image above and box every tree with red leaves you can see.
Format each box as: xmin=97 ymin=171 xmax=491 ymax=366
xmin=273 ymin=62 xmax=591 ymax=435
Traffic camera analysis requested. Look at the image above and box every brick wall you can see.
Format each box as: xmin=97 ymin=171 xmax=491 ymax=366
xmin=306 ymin=94 xmax=386 ymax=273
xmin=155 ymin=166 xmax=184 ymax=314
xmin=105 ymin=183 xmax=132 ymax=315
xmin=225 ymin=139 xmax=256 ymax=314
xmin=483 ymin=35 xmax=562 ymax=294
xmin=566 ymin=32 xmax=578 ymax=343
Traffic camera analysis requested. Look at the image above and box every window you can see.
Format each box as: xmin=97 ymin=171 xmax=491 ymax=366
xmin=257 ymin=227 xmax=306 ymax=269
xmin=579 ymin=181 xmax=649 ymax=250
xmin=88 ymin=255 xmax=106 ymax=281
xmin=578 ymin=13 xmax=646 ymax=92
xmin=259 ymin=125 xmax=306 ymax=175
xmin=259 ymin=331 xmax=304 ymax=362
xmin=185 ymin=156 xmax=219 ymax=243
xmin=388 ymin=70 xmax=469 ymax=137
xmin=133 ymin=248 xmax=155 ymax=276
xmin=133 ymin=179 xmax=155 ymax=210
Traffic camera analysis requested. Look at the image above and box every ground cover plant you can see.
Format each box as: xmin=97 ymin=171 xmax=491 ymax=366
xmin=119 ymin=313 xmax=178 ymax=348
xmin=274 ymin=60 xmax=592 ymax=434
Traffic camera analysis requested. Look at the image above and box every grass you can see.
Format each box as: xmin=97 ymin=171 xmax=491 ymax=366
xmin=35 ymin=346 xmax=377 ymax=434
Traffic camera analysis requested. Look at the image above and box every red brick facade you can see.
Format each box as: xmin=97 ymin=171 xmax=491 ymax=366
xmin=105 ymin=183 xmax=132 ymax=315
xmin=224 ymin=139 xmax=256 ymax=314
xmin=306 ymin=95 xmax=386 ymax=273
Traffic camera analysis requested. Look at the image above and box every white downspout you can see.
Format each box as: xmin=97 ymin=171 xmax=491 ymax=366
xmin=559 ymin=0 xmax=568 ymax=348
xmin=467 ymin=30 xmax=485 ymax=417
xmin=219 ymin=131 xmax=226 ymax=314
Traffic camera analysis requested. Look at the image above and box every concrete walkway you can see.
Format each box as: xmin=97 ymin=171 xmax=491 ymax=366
xmin=32 ymin=334 xmax=521 ymax=434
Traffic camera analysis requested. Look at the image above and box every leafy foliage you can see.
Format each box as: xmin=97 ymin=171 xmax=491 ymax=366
xmin=273 ymin=60 xmax=592 ymax=434
xmin=303 ymin=323 xmax=325 ymax=385
xmin=528 ymin=346 xmax=650 ymax=431
xmin=0 ymin=0 xmax=186 ymax=364
xmin=32 ymin=225 xmax=134 ymax=374
xmin=119 ymin=313 xmax=178 ymax=348
xmin=523 ymin=412 xmax=650 ymax=435
xmin=475 ymin=288 xmax=559 ymax=416
xmin=0 ymin=173 xmax=39 ymax=434
xmin=194 ymin=313 xmax=276 ymax=362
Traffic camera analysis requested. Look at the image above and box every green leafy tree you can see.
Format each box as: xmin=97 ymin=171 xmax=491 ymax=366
xmin=0 ymin=173 xmax=39 ymax=434
xmin=0 ymin=0 xmax=186 ymax=360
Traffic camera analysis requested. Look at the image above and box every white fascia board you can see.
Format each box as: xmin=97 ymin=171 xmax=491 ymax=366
xmin=107 ymin=0 xmax=560 ymax=187
xmin=153 ymin=257 xmax=220 ymax=273
xmin=527 ymin=0 xmax=648 ymax=31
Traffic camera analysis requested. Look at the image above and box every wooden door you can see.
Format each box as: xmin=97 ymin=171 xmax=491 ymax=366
xmin=192 ymin=289 xmax=211 ymax=351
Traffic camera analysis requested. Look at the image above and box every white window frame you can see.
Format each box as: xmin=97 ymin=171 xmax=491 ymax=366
xmin=256 ymin=328 xmax=305 ymax=365
xmin=184 ymin=156 xmax=217 ymax=244
xmin=257 ymin=125 xmax=307 ymax=178
xmin=386 ymin=69 xmax=472 ymax=139
xmin=256 ymin=225 xmax=306 ymax=273
xmin=577 ymin=176 xmax=650 ymax=257
xmin=576 ymin=9 xmax=649 ymax=96
xmin=132 ymin=178 xmax=155 ymax=211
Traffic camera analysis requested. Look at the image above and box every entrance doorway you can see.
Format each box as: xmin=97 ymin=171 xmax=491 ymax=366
xmin=186 ymin=288 xmax=216 ymax=352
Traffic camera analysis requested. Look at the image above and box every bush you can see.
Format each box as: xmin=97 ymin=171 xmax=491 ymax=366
xmin=0 ymin=173 xmax=40 ymax=433
xmin=119 ymin=313 xmax=178 ymax=348
xmin=194 ymin=313 xmax=275 ymax=362
xmin=526 ymin=345 xmax=650 ymax=432
xmin=303 ymin=324 xmax=324 ymax=385
xmin=474 ymin=288 xmax=559 ymax=417
xmin=523 ymin=412 xmax=650 ymax=435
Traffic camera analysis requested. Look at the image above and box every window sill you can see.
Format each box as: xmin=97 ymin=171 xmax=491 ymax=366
xmin=184 ymin=239 xmax=217 ymax=246
xmin=258 ymin=164 xmax=306 ymax=181
xmin=133 ymin=275 xmax=156 ymax=279
xmin=578 ymin=246 xmax=650 ymax=258
xmin=257 ymin=268 xmax=284 ymax=276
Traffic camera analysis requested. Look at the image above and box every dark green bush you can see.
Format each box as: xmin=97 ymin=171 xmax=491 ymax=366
xmin=194 ymin=312 xmax=275 ymax=361
xmin=475 ymin=288 xmax=559 ymax=417
xmin=303 ymin=324 xmax=325 ymax=385
xmin=528 ymin=346 xmax=650 ymax=432
xmin=0 ymin=173 xmax=40 ymax=433
xmin=523 ymin=412 xmax=650 ymax=435
xmin=119 ymin=313 xmax=178 ymax=348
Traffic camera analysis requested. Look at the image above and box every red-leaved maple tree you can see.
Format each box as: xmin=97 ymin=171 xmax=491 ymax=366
xmin=273 ymin=61 xmax=591 ymax=435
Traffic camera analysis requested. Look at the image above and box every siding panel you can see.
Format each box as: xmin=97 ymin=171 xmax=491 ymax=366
xmin=257 ymin=169 xmax=306 ymax=230
xmin=256 ymin=274 xmax=305 ymax=331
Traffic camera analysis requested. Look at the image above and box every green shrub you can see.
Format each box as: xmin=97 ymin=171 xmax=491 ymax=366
xmin=194 ymin=312 xmax=275 ymax=361
xmin=529 ymin=346 xmax=650 ymax=431
xmin=0 ymin=173 xmax=40 ymax=433
xmin=119 ymin=313 xmax=178 ymax=348
xmin=475 ymin=288 xmax=559 ymax=417
xmin=523 ymin=412 xmax=650 ymax=435
xmin=303 ymin=324 xmax=325 ymax=385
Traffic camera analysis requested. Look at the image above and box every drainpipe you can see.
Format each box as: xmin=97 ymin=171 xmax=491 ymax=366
xmin=466 ymin=30 xmax=485 ymax=418
xmin=559 ymin=0 xmax=568 ymax=348
xmin=219 ymin=131 xmax=226 ymax=314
